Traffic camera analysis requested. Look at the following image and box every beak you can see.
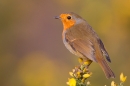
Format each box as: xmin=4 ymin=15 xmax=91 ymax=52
xmin=54 ymin=16 xmax=60 ymax=19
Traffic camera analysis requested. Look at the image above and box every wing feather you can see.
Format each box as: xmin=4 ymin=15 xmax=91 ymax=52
xmin=67 ymin=38 xmax=97 ymax=62
xmin=97 ymin=39 xmax=111 ymax=62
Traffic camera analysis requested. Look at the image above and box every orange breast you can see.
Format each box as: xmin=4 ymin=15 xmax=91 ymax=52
xmin=62 ymin=19 xmax=75 ymax=30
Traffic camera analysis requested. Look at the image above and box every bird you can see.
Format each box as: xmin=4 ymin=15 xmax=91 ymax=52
xmin=55 ymin=12 xmax=115 ymax=79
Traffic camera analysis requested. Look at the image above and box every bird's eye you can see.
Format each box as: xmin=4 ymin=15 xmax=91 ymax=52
xmin=67 ymin=16 xmax=71 ymax=20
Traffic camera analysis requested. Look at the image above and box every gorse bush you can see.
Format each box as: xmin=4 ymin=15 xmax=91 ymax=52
xmin=66 ymin=58 xmax=127 ymax=86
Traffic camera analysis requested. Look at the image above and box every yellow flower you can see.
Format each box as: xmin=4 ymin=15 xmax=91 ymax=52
xmin=81 ymin=78 xmax=85 ymax=83
xmin=120 ymin=73 xmax=127 ymax=82
xmin=72 ymin=69 xmax=75 ymax=72
xmin=76 ymin=71 xmax=81 ymax=78
xmin=69 ymin=72 xmax=73 ymax=77
xmin=87 ymin=81 xmax=90 ymax=85
xmin=78 ymin=58 xmax=83 ymax=64
xmin=83 ymin=68 xmax=87 ymax=73
xmin=83 ymin=60 xmax=92 ymax=66
xmin=83 ymin=73 xmax=92 ymax=78
xmin=67 ymin=78 xmax=76 ymax=86
xmin=111 ymin=81 xmax=116 ymax=86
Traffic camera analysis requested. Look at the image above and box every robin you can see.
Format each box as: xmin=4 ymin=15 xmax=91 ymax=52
xmin=55 ymin=12 xmax=115 ymax=79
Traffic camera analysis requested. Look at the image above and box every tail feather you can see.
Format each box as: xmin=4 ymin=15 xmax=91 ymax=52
xmin=98 ymin=59 xmax=115 ymax=78
xmin=95 ymin=43 xmax=115 ymax=78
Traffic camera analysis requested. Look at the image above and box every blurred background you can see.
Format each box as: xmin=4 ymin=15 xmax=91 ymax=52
xmin=0 ymin=0 xmax=130 ymax=86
